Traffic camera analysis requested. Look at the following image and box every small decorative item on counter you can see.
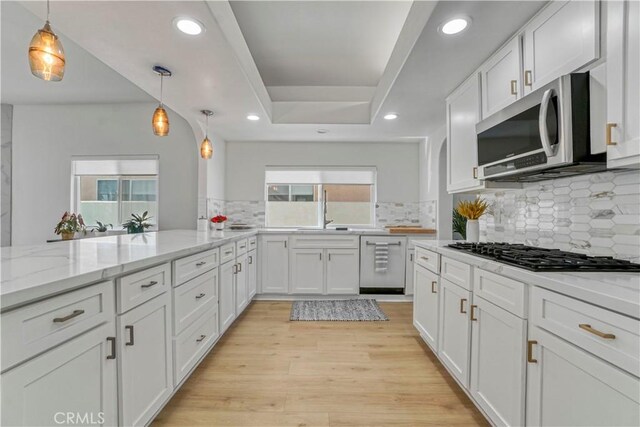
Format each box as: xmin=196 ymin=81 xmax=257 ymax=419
xmin=54 ymin=212 xmax=85 ymax=240
xmin=88 ymin=221 xmax=112 ymax=236
xmin=456 ymin=198 xmax=488 ymax=243
xmin=452 ymin=209 xmax=467 ymax=240
xmin=122 ymin=211 xmax=153 ymax=234
xmin=211 ymin=215 xmax=228 ymax=231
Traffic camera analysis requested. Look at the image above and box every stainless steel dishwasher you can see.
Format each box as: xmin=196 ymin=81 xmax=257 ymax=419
xmin=359 ymin=236 xmax=406 ymax=292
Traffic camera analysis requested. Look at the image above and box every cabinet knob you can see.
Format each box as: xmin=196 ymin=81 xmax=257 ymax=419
xmin=606 ymin=123 xmax=618 ymax=146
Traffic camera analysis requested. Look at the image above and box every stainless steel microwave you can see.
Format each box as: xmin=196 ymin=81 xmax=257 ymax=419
xmin=476 ymin=73 xmax=606 ymax=182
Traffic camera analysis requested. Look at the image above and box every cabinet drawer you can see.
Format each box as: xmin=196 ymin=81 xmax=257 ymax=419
xmin=441 ymin=257 xmax=472 ymax=291
xmin=531 ymin=287 xmax=640 ymax=376
xmin=118 ymin=263 xmax=170 ymax=313
xmin=173 ymin=248 xmax=219 ymax=286
xmin=173 ymin=268 xmax=218 ymax=335
xmin=291 ymin=235 xmax=359 ymax=249
xmin=248 ymin=236 xmax=258 ymax=251
xmin=474 ymin=269 xmax=527 ymax=318
xmin=220 ymin=243 xmax=236 ymax=265
xmin=173 ymin=308 xmax=218 ymax=385
xmin=1 ymin=281 xmax=114 ymax=372
xmin=236 ymin=239 xmax=249 ymax=256
xmin=415 ymin=248 xmax=440 ymax=274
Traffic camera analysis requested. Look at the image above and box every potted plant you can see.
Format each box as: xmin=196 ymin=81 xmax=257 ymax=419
xmin=122 ymin=211 xmax=153 ymax=234
xmin=452 ymin=209 xmax=467 ymax=240
xmin=54 ymin=212 xmax=86 ymax=240
xmin=456 ymin=198 xmax=488 ymax=242
xmin=88 ymin=221 xmax=112 ymax=237
xmin=211 ymin=214 xmax=228 ymax=231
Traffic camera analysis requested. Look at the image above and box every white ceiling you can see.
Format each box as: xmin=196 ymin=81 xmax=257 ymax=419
xmin=8 ymin=0 xmax=546 ymax=143
xmin=230 ymin=1 xmax=412 ymax=87
xmin=0 ymin=1 xmax=152 ymax=105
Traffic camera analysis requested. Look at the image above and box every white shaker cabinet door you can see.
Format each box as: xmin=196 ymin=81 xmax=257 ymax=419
xmin=413 ymin=264 xmax=439 ymax=351
xmin=260 ymin=236 xmax=290 ymax=293
xmin=235 ymin=253 xmax=248 ymax=314
xmin=1 ymin=322 xmax=117 ymax=427
xmin=326 ymin=248 xmax=359 ymax=295
xmin=480 ymin=36 xmax=523 ymax=119
xmin=219 ymin=260 xmax=236 ymax=334
xmin=522 ymin=0 xmax=599 ymax=93
xmin=247 ymin=250 xmax=258 ymax=300
xmin=437 ymin=278 xmax=472 ymax=388
xmin=470 ymin=296 xmax=526 ymax=427
xmin=526 ymin=326 xmax=640 ymax=427
xmin=606 ymin=0 xmax=640 ymax=168
xmin=290 ymin=249 xmax=324 ymax=294
xmin=118 ymin=293 xmax=173 ymax=427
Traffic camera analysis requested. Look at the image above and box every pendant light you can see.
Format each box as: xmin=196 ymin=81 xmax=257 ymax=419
xmin=152 ymin=66 xmax=172 ymax=136
xmin=200 ymin=110 xmax=214 ymax=159
xmin=28 ymin=0 xmax=65 ymax=81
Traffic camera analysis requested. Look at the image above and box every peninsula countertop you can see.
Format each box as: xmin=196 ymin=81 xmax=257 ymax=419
xmin=412 ymin=240 xmax=640 ymax=319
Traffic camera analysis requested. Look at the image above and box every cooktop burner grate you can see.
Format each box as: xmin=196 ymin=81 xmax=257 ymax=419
xmin=447 ymin=242 xmax=640 ymax=272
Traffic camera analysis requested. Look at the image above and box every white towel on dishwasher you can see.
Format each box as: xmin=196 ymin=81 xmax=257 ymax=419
xmin=374 ymin=242 xmax=389 ymax=272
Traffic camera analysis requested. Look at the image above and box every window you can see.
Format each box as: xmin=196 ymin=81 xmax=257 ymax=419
xmin=265 ymin=167 xmax=376 ymax=228
xmin=72 ymin=158 xmax=159 ymax=229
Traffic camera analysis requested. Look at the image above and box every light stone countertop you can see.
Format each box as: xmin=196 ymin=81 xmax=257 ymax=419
xmin=413 ymin=240 xmax=640 ymax=319
xmin=1 ymin=228 xmax=437 ymax=311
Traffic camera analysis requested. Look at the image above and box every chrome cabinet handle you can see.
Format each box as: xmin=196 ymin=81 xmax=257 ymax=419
xmin=524 ymin=70 xmax=533 ymax=87
xmin=238 ymin=262 xmax=242 ymax=272
xmin=233 ymin=263 xmax=238 ymax=274
xmin=140 ymin=280 xmax=158 ymax=289
xmin=510 ymin=79 xmax=518 ymax=95
xmin=125 ymin=325 xmax=134 ymax=346
xmin=460 ymin=298 xmax=467 ymax=314
xmin=470 ymin=304 xmax=478 ymax=321
xmin=579 ymin=324 xmax=616 ymax=340
xmin=421 ymin=256 xmax=429 ymax=262
xmin=195 ymin=293 xmax=206 ymax=300
xmin=196 ymin=334 xmax=206 ymax=343
xmin=473 ymin=167 xmax=478 ymax=179
xmin=106 ymin=337 xmax=116 ymax=360
xmin=53 ymin=309 xmax=85 ymax=323
xmin=431 ymin=281 xmax=437 ymax=294
xmin=195 ymin=261 xmax=207 ymax=267
xmin=248 ymin=255 xmax=253 ymax=265
xmin=527 ymin=340 xmax=537 ymax=363
xmin=606 ymin=123 xmax=618 ymax=146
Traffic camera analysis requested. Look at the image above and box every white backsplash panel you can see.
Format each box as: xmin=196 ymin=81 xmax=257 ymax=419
xmin=480 ymin=170 xmax=640 ymax=262
xmin=375 ymin=202 xmax=420 ymax=226
xmin=226 ymin=200 xmax=265 ymax=226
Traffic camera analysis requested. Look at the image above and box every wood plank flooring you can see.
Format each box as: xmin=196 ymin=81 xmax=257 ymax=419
xmin=153 ymin=301 xmax=488 ymax=427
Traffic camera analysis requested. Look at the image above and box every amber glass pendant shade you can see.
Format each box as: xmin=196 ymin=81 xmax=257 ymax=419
xmin=152 ymin=106 xmax=169 ymax=136
xmin=29 ymin=21 xmax=65 ymax=81
xmin=200 ymin=137 xmax=213 ymax=159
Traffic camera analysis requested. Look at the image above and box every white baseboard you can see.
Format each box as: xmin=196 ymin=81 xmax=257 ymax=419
xmin=254 ymin=294 xmax=413 ymax=302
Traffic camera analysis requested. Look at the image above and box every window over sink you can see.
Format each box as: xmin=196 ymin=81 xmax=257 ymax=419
xmin=264 ymin=167 xmax=376 ymax=228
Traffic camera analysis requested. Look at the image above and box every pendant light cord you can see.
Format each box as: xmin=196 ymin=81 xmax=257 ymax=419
xmin=46 ymin=0 xmax=50 ymax=21
xmin=205 ymin=114 xmax=209 ymax=138
xmin=160 ymin=74 xmax=164 ymax=107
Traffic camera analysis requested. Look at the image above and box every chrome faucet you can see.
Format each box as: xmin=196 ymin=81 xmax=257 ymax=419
xmin=323 ymin=190 xmax=333 ymax=229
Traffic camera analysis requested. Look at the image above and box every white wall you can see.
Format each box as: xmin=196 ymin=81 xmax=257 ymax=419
xmin=12 ymin=103 xmax=199 ymax=245
xmin=225 ymin=141 xmax=419 ymax=202
xmin=419 ymin=126 xmax=452 ymax=238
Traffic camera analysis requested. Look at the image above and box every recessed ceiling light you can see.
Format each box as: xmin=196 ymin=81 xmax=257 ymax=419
xmin=440 ymin=17 xmax=470 ymax=35
xmin=174 ymin=17 xmax=204 ymax=36
xmin=384 ymin=113 xmax=398 ymax=120
xmin=317 ymin=129 xmax=329 ymax=134
xmin=246 ymin=114 xmax=260 ymax=121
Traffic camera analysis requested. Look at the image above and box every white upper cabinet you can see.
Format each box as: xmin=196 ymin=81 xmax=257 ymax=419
xmin=605 ymin=0 xmax=640 ymax=168
xmin=522 ymin=0 xmax=600 ymax=93
xmin=480 ymin=37 xmax=523 ymax=119
xmin=447 ymin=73 xmax=482 ymax=193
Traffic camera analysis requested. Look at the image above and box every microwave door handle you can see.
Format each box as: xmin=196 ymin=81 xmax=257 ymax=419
xmin=539 ymin=88 xmax=558 ymax=157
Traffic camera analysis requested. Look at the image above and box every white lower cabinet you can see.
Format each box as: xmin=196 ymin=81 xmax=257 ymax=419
xmin=405 ymin=249 xmax=415 ymax=295
xmin=260 ymin=235 xmax=290 ymax=293
xmin=235 ymin=252 xmax=248 ymax=313
xmin=470 ymin=296 xmax=526 ymax=427
xmin=247 ymin=249 xmax=257 ymax=300
xmin=173 ymin=308 xmax=218 ymax=385
xmin=290 ymin=249 xmax=324 ymax=294
xmin=438 ymin=278 xmax=472 ymax=388
xmin=526 ymin=326 xmax=640 ymax=427
xmin=1 ymin=322 xmax=117 ymax=427
xmin=219 ymin=260 xmax=236 ymax=334
xmin=325 ymin=248 xmax=359 ymax=294
xmin=413 ymin=264 xmax=439 ymax=350
xmin=118 ymin=292 xmax=173 ymax=427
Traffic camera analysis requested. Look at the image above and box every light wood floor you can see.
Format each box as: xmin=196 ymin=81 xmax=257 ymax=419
xmin=153 ymin=301 xmax=488 ymax=427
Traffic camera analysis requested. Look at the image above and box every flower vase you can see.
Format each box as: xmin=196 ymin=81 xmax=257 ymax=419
xmin=466 ymin=220 xmax=479 ymax=242
xmin=214 ymin=222 xmax=225 ymax=231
